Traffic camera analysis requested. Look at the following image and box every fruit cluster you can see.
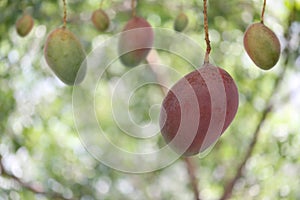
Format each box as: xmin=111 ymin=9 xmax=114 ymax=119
xmin=16 ymin=1 xmax=281 ymax=156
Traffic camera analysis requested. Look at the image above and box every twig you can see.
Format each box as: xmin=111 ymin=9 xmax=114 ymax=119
xmin=260 ymin=0 xmax=267 ymax=23
xmin=219 ymin=106 xmax=272 ymax=200
xmin=146 ymin=50 xmax=201 ymax=200
xmin=0 ymin=155 xmax=44 ymax=194
xmin=203 ymin=0 xmax=211 ymax=64
xmin=0 ymin=155 xmax=75 ymax=200
xmin=220 ymin=65 xmax=287 ymax=200
xmin=184 ymin=157 xmax=200 ymax=200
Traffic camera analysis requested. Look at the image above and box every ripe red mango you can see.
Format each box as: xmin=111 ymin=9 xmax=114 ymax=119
xmin=16 ymin=14 xmax=34 ymax=37
xmin=160 ymin=63 xmax=239 ymax=156
xmin=118 ymin=16 xmax=154 ymax=67
xmin=44 ymin=28 xmax=86 ymax=85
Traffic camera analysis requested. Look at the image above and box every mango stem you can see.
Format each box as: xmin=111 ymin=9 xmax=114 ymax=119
xmin=131 ymin=0 xmax=136 ymax=17
xmin=203 ymin=0 xmax=211 ymax=64
xmin=62 ymin=0 xmax=67 ymax=28
xmin=100 ymin=0 xmax=104 ymax=8
xmin=261 ymin=0 xmax=267 ymax=23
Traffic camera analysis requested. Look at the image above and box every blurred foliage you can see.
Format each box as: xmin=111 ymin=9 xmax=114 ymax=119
xmin=0 ymin=0 xmax=300 ymax=200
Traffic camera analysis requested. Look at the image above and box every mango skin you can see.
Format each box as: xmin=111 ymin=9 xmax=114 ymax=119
xmin=44 ymin=28 xmax=86 ymax=85
xmin=174 ymin=12 xmax=188 ymax=32
xmin=159 ymin=64 xmax=239 ymax=156
xmin=118 ymin=17 xmax=154 ymax=67
xmin=244 ymin=22 xmax=280 ymax=70
xmin=16 ymin=14 xmax=34 ymax=37
xmin=91 ymin=9 xmax=109 ymax=31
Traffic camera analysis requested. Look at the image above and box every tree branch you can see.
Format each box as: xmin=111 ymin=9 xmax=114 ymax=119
xmin=0 ymin=155 xmax=75 ymax=200
xmin=219 ymin=105 xmax=273 ymax=200
xmin=220 ymin=60 xmax=288 ymax=200
xmin=184 ymin=157 xmax=200 ymax=200
xmin=0 ymin=155 xmax=44 ymax=194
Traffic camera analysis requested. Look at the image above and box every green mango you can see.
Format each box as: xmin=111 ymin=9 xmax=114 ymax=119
xmin=91 ymin=9 xmax=109 ymax=32
xmin=44 ymin=28 xmax=86 ymax=85
xmin=118 ymin=17 xmax=154 ymax=67
xmin=174 ymin=12 xmax=188 ymax=32
xmin=244 ymin=22 xmax=280 ymax=70
xmin=16 ymin=14 xmax=34 ymax=37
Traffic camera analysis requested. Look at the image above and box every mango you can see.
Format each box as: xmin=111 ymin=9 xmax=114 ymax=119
xmin=44 ymin=28 xmax=86 ymax=85
xmin=91 ymin=9 xmax=109 ymax=32
xmin=244 ymin=22 xmax=280 ymax=70
xmin=118 ymin=16 xmax=154 ymax=67
xmin=16 ymin=14 xmax=34 ymax=37
xmin=174 ymin=12 xmax=188 ymax=32
xmin=159 ymin=63 xmax=239 ymax=156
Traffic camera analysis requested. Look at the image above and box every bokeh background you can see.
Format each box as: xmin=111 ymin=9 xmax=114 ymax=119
xmin=0 ymin=0 xmax=300 ymax=199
